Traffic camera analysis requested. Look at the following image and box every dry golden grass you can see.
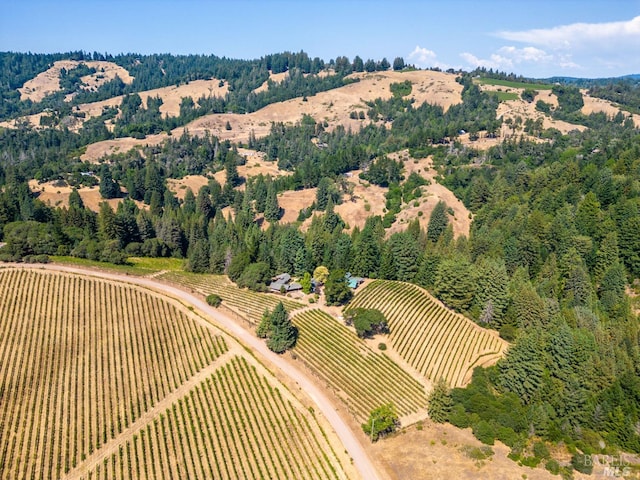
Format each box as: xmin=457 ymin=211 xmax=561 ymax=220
xmin=375 ymin=421 xmax=560 ymax=480
xmin=19 ymin=60 xmax=134 ymax=102
xmin=28 ymin=179 xmax=147 ymax=212
xmin=388 ymin=151 xmax=472 ymax=238
xmin=166 ymin=175 xmax=211 ymax=200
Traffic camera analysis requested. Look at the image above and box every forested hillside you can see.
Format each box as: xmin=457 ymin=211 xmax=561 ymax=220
xmin=1 ymin=50 xmax=639 ymax=468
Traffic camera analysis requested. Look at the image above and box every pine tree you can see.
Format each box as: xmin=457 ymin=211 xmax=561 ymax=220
xmin=428 ymin=378 xmax=452 ymax=423
xmin=316 ymin=177 xmax=331 ymax=211
xmin=388 ymin=232 xmax=420 ymax=282
xmin=264 ymin=182 xmax=280 ymax=222
xmin=99 ymin=164 xmax=119 ymax=199
xmin=69 ymin=188 xmax=84 ymax=209
xmin=351 ymin=228 xmax=380 ymax=277
xmin=434 ymin=257 xmax=475 ymax=312
xmin=499 ymin=328 xmax=546 ymax=404
xmin=187 ymin=239 xmax=210 ymax=273
xmin=378 ymin=244 xmax=396 ymax=280
xmin=427 ymin=200 xmax=449 ymax=243
xmin=473 ymin=258 xmax=509 ymax=324
xmin=98 ymin=202 xmax=117 ymax=241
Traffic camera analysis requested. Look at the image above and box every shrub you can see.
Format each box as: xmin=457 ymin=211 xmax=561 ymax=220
xmin=206 ymin=294 xmax=222 ymax=307
xmin=472 ymin=420 xmax=496 ymax=445
xmin=378 ymin=342 xmax=387 ymax=351
xmin=449 ymin=404 xmax=470 ymax=429
xmin=571 ymin=452 xmax=593 ymax=474
xmin=533 ymin=441 xmax=550 ymax=460
xmin=520 ymin=456 xmax=541 ymax=468
xmin=499 ymin=324 xmax=518 ymax=342
xmin=545 ymin=459 xmax=560 ymax=475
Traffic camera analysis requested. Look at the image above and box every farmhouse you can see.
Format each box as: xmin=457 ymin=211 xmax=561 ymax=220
xmin=269 ymin=273 xmax=302 ymax=293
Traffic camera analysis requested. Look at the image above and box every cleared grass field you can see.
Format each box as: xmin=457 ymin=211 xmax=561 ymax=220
xmin=489 ymin=91 xmax=519 ymax=102
xmin=474 ymin=77 xmax=553 ymax=90
xmin=0 ymin=268 xmax=348 ymax=480
xmin=158 ymin=270 xmax=304 ymax=324
xmin=292 ymin=309 xmax=428 ymax=422
xmin=347 ymin=280 xmax=507 ymax=388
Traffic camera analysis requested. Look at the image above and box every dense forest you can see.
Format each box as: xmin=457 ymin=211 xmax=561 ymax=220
xmin=1 ymin=50 xmax=639 ymax=466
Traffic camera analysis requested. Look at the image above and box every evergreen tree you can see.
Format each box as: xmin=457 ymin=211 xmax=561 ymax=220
xmin=392 ymin=57 xmax=405 ymax=71
xmin=69 ymin=188 xmax=84 ymax=209
xmin=98 ymin=202 xmax=117 ymax=241
xmin=499 ymin=328 xmax=546 ymax=404
xmin=427 ymin=200 xmax=449 ymax=243
xmin=99 ymin=164 xmax=119 ymax=199
xmin=428 ymin=378 xmax=452 ymax=423
xmin=388 ymin=232 xmax=420 ymax=282
xmin=473 ymin=258 xmax=509 ymax=324
xmin=182 ymin=187 xmax=196 ymax=215
xmin=265 ymin=302 xmax=298 ymax=353
xmin=378 ymin=244 xmax=396 ymax=280
xmin=187 ymin=238 xmax=210 ymax=273
xmin=264 ymin=181 xmax=280 ymax=222
xmin=351 ymin=227 xmax=380 ymax=277
xmin=434 ymin=257 xmax=475 ymax=312
xmin=225 ymin=157 xmax=240 ymax=187
xmin=315 ymin=177 xmax=332 ymax=211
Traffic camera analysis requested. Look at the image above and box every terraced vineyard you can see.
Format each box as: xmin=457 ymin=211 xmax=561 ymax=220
xmin=159 ymin=271 xmax=303 ymax=324
xmin=347 ymin=280 xmax=507 ymax=388
xmin=0 ymin=268 xmax=350 ymax=480
xmin=292 ymin=309 xmax=428 ymax=422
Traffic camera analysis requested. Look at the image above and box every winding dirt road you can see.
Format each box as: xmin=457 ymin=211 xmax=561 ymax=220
xmin=9 ymin=263 xmax=382 ymax=480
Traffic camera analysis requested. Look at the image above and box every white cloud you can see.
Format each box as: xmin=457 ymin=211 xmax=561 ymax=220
xmin=408 ymin=45 xmax=437 ymax=65
xmin=497 ymin=16 xmax=640 ymax=50
xmin=408 ymin=45 xmax=455 ymax=70
xmin=460 ymin=46 xmax=559 ymax=71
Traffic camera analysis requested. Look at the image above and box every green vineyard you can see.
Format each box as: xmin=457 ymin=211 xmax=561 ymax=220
xmin=347 ymin=280 xmax=507 ymax=388
xmin=82 ymin=356 xmax=344 ymax=480
xmin=0 ymin=268 xmax=350 ymax=480
xmin=292 ymin=309 xmax=428 ymax=422
xmin=159 ymin=271 xmax=304 ymax=324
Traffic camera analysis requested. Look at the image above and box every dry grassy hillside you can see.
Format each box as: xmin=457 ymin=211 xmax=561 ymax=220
xmin=77 ymin=69 xmax=464 ymax=161
xmin=18 ymin=60 xmax=134 ymax=102
xmin=28 ymin=179 xmax=148 ymax=212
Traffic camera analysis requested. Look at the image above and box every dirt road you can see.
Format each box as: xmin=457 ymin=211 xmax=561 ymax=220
xmin=7 ymin=263 xmax=382 ymax=480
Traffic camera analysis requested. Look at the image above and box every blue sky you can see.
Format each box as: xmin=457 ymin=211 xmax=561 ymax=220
xmin=2 ymin=1 xmax=640 ymax=78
